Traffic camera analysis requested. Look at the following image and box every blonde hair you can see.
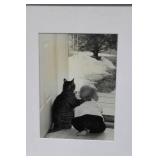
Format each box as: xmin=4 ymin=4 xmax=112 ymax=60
xmin=80 ymin=85 xmax=98 ymax=101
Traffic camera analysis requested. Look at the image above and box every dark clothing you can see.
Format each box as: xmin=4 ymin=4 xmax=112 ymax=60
xmin=72 ymin=114 xmax=106 ymax=133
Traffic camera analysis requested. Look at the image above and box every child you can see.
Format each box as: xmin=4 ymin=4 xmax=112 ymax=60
xmin=72 ymin=85 xmax=106 ymax=136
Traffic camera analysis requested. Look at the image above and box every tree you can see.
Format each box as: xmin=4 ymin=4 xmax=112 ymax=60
xmin=77 ymin=34 xmax=117 ymax=60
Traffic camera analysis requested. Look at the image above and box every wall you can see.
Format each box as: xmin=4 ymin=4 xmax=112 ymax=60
xmin=39 ymin=34 xmax=68 ymax=137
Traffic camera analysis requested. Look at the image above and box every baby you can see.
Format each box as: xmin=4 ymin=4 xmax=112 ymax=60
xmin=72 ymin=85 xmax=106 ymax=136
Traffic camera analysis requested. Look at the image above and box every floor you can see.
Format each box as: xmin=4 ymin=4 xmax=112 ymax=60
xmin=46 ymin=127 xmax=114 ymax=140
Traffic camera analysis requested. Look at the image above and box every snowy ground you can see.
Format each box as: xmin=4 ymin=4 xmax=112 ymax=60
xmin=68 ymin=51 xmax=116 ymax=116
xmin=68 ymin=51 xmax=115 ymax=90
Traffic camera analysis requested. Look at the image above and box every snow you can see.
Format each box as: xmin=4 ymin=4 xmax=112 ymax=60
xmin=68 ymin=51 xmax=115 ymax=91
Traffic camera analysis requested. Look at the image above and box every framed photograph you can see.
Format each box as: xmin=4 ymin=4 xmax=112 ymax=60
xmin=26 ymin=4 xmax=132 ymax=156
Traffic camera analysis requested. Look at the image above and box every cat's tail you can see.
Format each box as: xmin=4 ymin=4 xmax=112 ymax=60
xmin=48 ymin=127 xmax=62 ymax=133
xmin=47 ymin=122 xmax=54 ymax=133
xmin=47 ymin=123 xmax=62 ymax=133
xmin=47 ymin=128 xmax=53 ymax=133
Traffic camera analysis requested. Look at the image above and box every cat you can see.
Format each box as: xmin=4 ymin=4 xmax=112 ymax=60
xmin=48 ymin=78 xmax=84 ymax=132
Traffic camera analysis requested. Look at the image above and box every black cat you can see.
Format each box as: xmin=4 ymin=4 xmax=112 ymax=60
xmin=48 ymin=78 xmax=84 ymax=132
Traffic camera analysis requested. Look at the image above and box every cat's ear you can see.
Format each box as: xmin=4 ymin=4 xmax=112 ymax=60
xmin=71 ymin=78 xmax=74 ymax=82
xmin=64 ymin=78 xmax=67 ymax=82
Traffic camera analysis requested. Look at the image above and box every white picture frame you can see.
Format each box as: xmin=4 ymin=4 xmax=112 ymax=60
xmin=26 ymin=4 xmax=132 ymax=156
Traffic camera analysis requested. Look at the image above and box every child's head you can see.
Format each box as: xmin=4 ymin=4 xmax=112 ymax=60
xmin=80 ymin=85 xmax=98 ymax=101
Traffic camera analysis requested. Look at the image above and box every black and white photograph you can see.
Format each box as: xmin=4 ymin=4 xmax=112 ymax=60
xmin=26 ymin=4 xmax=132 ymax=155
xmin=39 ymin=33 xmax=118 ymax=140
